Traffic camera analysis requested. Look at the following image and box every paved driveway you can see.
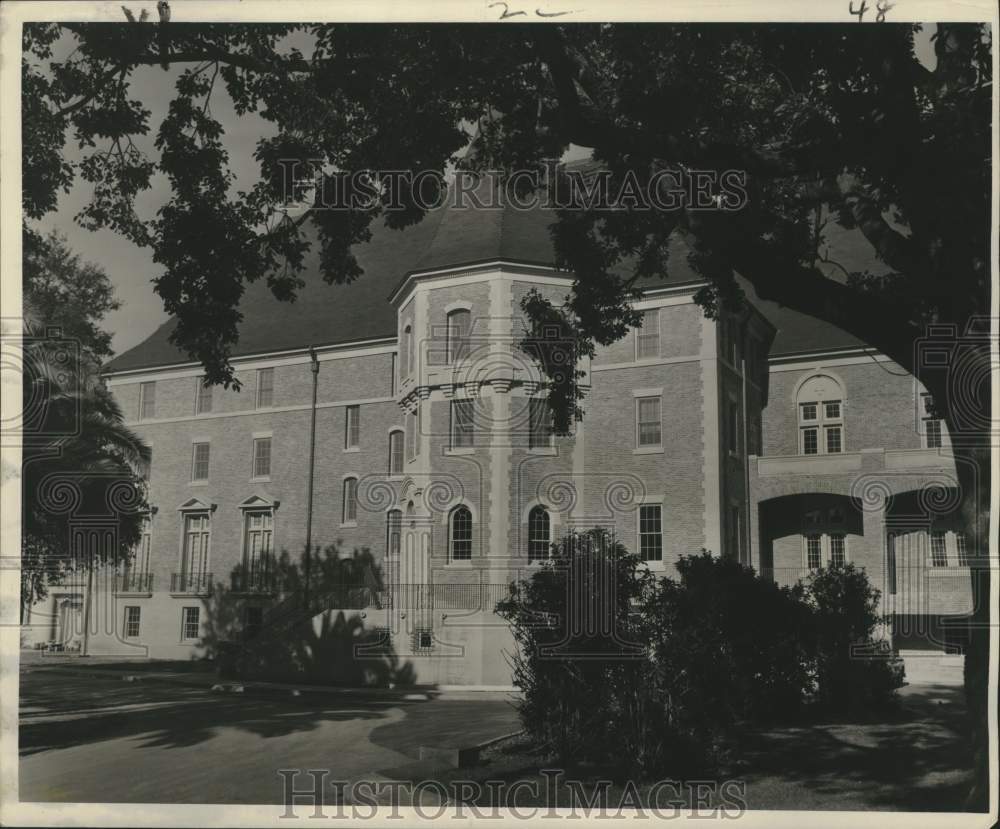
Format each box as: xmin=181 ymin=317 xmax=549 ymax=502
xmin=19 ymin=668 xmax=519 ymax=804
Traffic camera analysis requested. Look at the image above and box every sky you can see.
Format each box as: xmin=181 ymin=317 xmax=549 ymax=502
xmin=32 ymin=24 xmax=939 ymax=359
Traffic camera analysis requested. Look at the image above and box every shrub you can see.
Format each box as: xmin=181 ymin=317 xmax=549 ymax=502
xmin=645 ymin=552 xmax=816 ymax=744
xmin=804 ymin=562 xmax=905 ymax=713
xmin=496 ymin=529 xmax=667 ymax=777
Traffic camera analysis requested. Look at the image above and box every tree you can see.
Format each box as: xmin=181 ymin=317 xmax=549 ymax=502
xmin=20 ymin=233 xmax=150 ymax=617
xmin=20 ymin=19 xmax=991 ymax=803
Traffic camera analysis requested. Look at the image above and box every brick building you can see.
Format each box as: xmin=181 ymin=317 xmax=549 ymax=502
xmin=22 ymin=193 xmax=975 ymax=683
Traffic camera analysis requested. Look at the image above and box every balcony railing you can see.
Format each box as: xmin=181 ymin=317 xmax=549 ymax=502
xmin=229 ymin=567 xmax=279 ymax=594
xmin=170 ymin=571 xmax=213 ymax=594
xmin=115 ymin=571 xmax=154 ymax=594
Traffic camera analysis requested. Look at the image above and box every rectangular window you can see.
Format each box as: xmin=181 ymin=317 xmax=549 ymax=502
xmin=182 ymin=513 xmax=211 ymax=579
xmin=802 ymin=427 xmax=818 ymax=455
xmin=727 ymin=402 xmax=739 ymax=455
xmin=181 ymin=607 xmax=200 ymax=641
xmin=389 ymin=431 xmax=404 ymax=475
xmin=956 ymin=532 xmax=970 ymax=566
xmin=887 ymin=532 xmax=897 ymax=595
xmin=252 ymin=437 xmax=271 ymax=479
xmin=930 ymin=530 xmax=948 ymax=567
xmin=406 ymin=410 xmax=417 ymax=460
xmin=729 ymin=504 xmax=742 ymax=560
xmin=134 ymin=514 xmax=152 ymax=575
xmin=343 ymin=478 xmax=358 ymax=523
xmin=195 ymin=378 xmax=212 ymax=414
xmin=191 ymin=442 xmax=210 ymax=482
xmin=635 ymin=309 xmax=660 ymax=360
xmin=830 ymin=534 xmax=846 ymax=566
xmin=638 ymin=504 xmax=663 ymax=561
xmin=825 ymin=426 xmax=843 ymax=454
xmin=806 ymin=534 xmax=822 ymax=569
xmin=800 ymin=402 xmax=817 ymax=421
xmin=243 ymin=510 xmax=273 ymax=575
xmin=451 ymin=399 xmax=474 ymax=449
xmin=824 ymin=401 xmax=841 ymax=419
xmin=390 ymin=353 xmax=397 ymax=395
xmin=925 ymin=418 xmax=942 ymax=449
xmin=636 ymin=396 xmax=662 ymax=448
xmin=256 ymin=368 xmax=274 ymax=408
xmin=448 ymin=309 xmax=471 ymax=363
xmin=123 ymin=606 xmax=141 ymax=638
xmin=139 ymin=381 xmax=156 ymax=420
xmin=528 ymin=398 xmax=550 ymax=449
xmin=345 ymin=405 xmax=360 ymax=449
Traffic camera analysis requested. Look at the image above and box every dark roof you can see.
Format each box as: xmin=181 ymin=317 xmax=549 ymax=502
xmin=106 ymin=194 xmax=884 ymax=373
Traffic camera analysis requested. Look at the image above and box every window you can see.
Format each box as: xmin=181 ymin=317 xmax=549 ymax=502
xmin=451 ymin=399 xmax=474 ymax=449
xmin=388 ymin=430 xmax=404 ymax=475
xmin=386 ymin=510 xmax=402 ymax=558
xmin=727 ymin=401 xmax=740 ymax=455
xmin=256 ymin=368 xmax=274 ymax=408
xmin=447 ymin=309 xmax=471 ymax=363
xmin=194 ymin=378 xmax=213 ymax=414
xmin=182 ymin=513 xmax=211 ymax=578
xmin=244 ymin=607 xmax=263 ymax=640
xmin=887 ymin=532 xmax=897 ymax=595
xmin=133 ymin=514 xmax=152 ymax=575
xmin=243 ymin=510 xmax=273 ymax=576
xmin=638 ymin=505 xmax=663 ymax=561
xmin=450 ymin=506 xmax=473 ymax=561
xmin=797 ymin=375 xmax=844 ymax=455
xmin=528 ymin=398 xmax=550 ymax=449
xmin=528 ymin=506 xmax=551 ymax=560
xmin=191 ymin=442 xmax=210 ymax=482
xmin=930 ymin=530 xmax=947 ymax=567
xmin=414 ymin=629 xmax=434 ymax=651
xmin=636 ymin=396 xmax=662 ymax=448
xmin=922 ymin=393 xmax=943 ymax=448
xmin=123 ymin=606 xmax=141 ymax=638
xmin=956 ymin=532 xmax=970 ymax=566
xmin=830 ymin=534 xmax=846 ymax=566
xmin=139 ymin=381 xmax=156 ymax=420
xmin=729 ymin=504 xmax=742 ymax=560
xmin=390 ymin=353 xmax=397 ymax=395
xmin=252 ymin=437 xmax=271 ymax=478
xmin=405 ymin=410 xmax=417 ymax=461
xmin=806 ymin=534 xmax=822 ymax=570
xmin=403 ymin=325 xmax=413 ymax=377
xmin=342 ymin=477 xmax=358 ymax=524
xmin=345 ymin=405 xmax=360 ymax=450
xmin=181 ymin=607 xmax=200 ymax=641
xmin=635 ymin=308 xmax=660 ymax=359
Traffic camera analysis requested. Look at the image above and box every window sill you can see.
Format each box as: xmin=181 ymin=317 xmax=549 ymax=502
xmin=639 ymin=560 xmax=667 ymax=571
xmin=189 ymin=480 xmax=209 ymax=487
xmin=114 ymin=591 xmax=153 ymax=598
xmin=339 ymin=521 xmax=358 ymax=529
xmin=343 ymin=447 xmax=360 ymax=454
xmin=446 ymin=559 xmax=474 ymax=567
xmin=633 ymin=446 xmax=663 ymax=455
xmin=445 ymin=447 xmax=476 ymax=456
xmin=250 ymin=476 xmax=271 ymax=483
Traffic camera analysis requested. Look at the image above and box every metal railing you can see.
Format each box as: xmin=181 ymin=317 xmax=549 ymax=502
xmin=228 ymin=567 xmax=278 ymax=594
xmin=115 ymin=570 xmax=154 ymax=593
xmin=170 ymin=571 xmax=213 ymax=594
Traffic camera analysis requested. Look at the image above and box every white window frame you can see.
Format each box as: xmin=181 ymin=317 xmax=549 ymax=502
xmin=342 ymin=477 xmax=358 ymax=526
xmin=447 ymin=308 xmax=471 ymax=364
xmin=191 ymin=442 xmax=210 ymax=482
xmin=255 ymin=368 xmax=274 ymax=409
xmin=180 ymin=511 xmax=211 ymax=580
xmin=345 ymin=405 xmax=360 ymax=451
xmin=194 ymin=377 xmax=212 ymax=414
xmin=451 ymin=399 xmax=475 ymax=450
xmin=527 ymin=505 xmax=551 ymax=560
xmin=181 ymin=606 xmax=201 ymax=642
xmin=635 ymin=308 xmax=660 ymax=360
xmin=123 ymin=605 xmax=141 ymax=639
xmin=635 ymin=395 xmax=662 ymax=450
xmin=388 ymin=429 xmax=404 ymax=476
xmin=921 ymin=393 xmax=945 ymax=449
xmin=405 ymin=409 xmax=418 ymax=461
xmin=139 ymin=381 xmax=156 ymax=420
xmin=242 ymin=508 xmax=273 ymax=574
xmin=798 ymin=398 xmax=844 ymax=455
xmin=449 ymin=505 xmax=473 ymax=561
xmin=930 ymin=530 xmax=948 ymax=567
xmin=803 ymin=530 xmax=849 ymax=570
xmin=638 ymin=503 xmax=664 ymax=562
xmin=252 ymin=436 xmax=272 ymax=480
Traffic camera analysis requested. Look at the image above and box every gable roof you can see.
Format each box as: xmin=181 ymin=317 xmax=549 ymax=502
xmin=105 ymin=191 xmax=886 ymax=374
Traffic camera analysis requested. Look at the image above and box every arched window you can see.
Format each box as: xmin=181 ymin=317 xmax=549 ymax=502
xmin=447 ymin=308 xmax=471 ymax=363
xmin=528 ymin=505 xmax=551 ymax=560
xmin=342 ymin=477 xmax=358 ymax=523
xmin=386 ymin=509 xmax=401 ymax=557
xmin=796 ymin=374 xmax=845 ymax=455
xmin=388 ymin=430 xmax=404 ymax=475
xmin=450 ymin=506 xmax=472 ymax=561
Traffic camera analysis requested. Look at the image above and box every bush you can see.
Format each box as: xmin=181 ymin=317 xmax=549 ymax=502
xmin=804 ymin=562 xmax=904 ymax=713
xmin=645 ymin=552 xmax=816 ymax=742
xmin=496 ymin=529 xmax=668 ymax=777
